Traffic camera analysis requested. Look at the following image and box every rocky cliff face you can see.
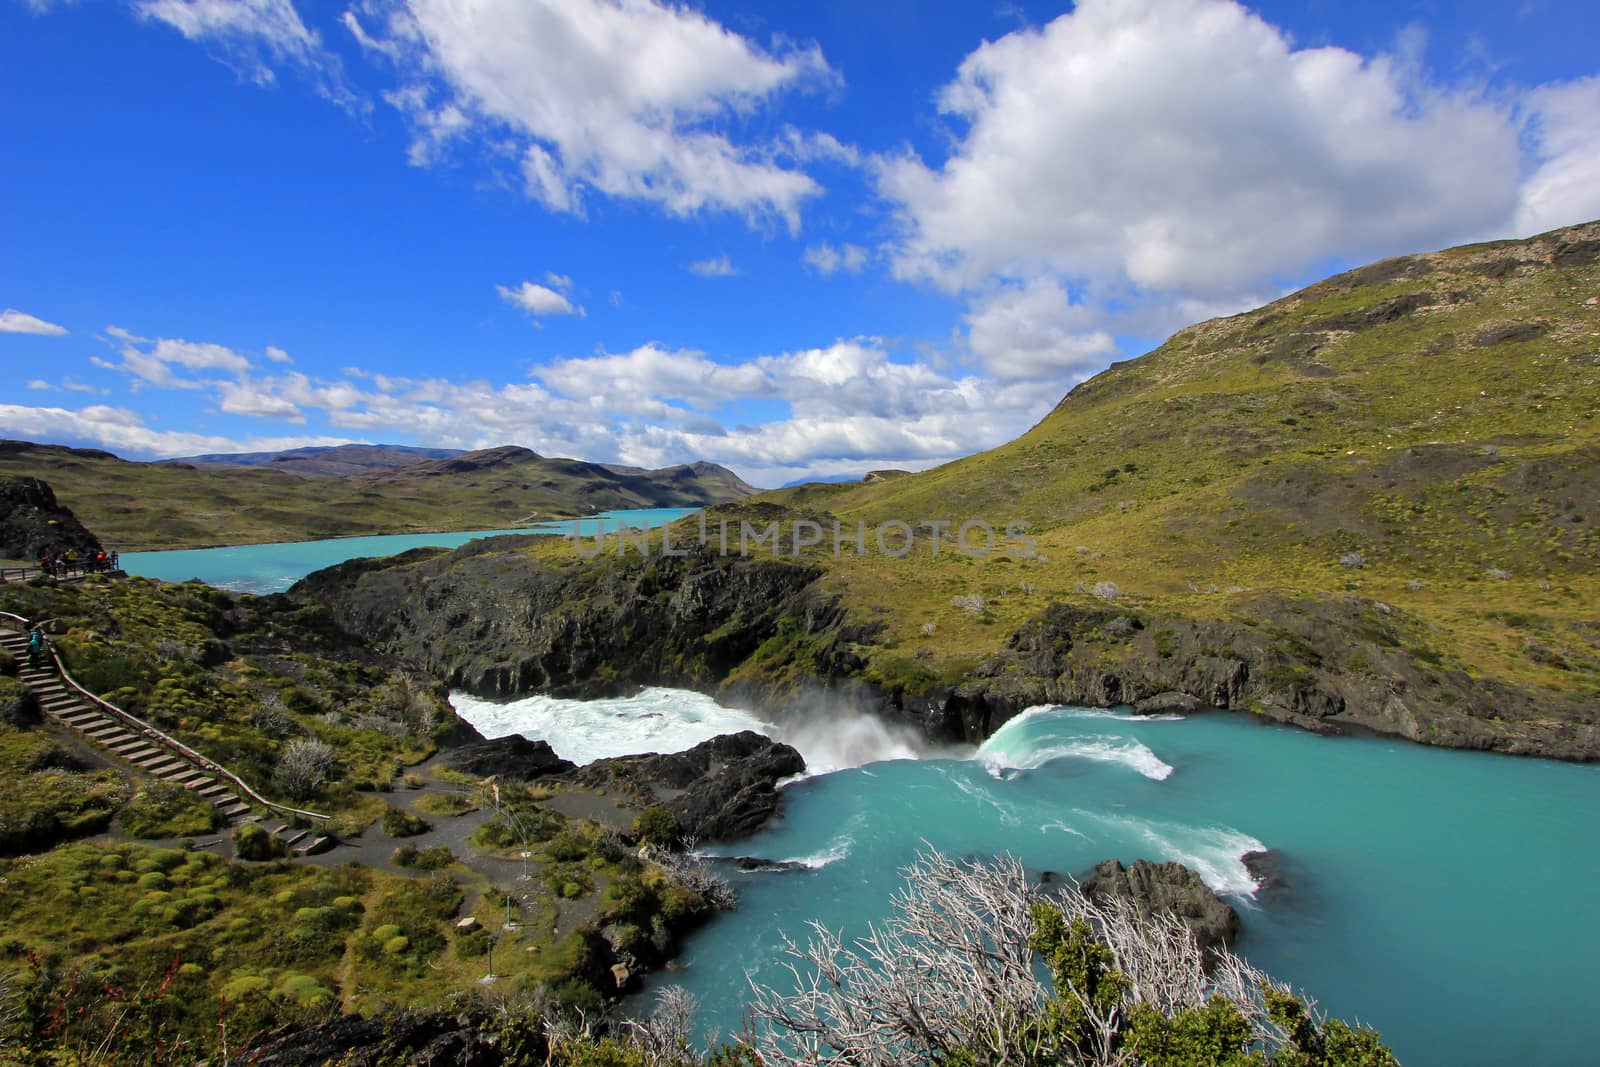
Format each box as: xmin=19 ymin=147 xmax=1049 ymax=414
xmin=0 ymin=475 xmax=102 ymax=560
xmin=292 ymin=538 xmax=827 ymax=700
xmin=294 ymin=538 xmax=1598 ymax=761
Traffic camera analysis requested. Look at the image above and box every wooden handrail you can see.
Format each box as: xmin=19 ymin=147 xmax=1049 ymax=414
xmin=0 ymin=614 xmax=330 ymax=825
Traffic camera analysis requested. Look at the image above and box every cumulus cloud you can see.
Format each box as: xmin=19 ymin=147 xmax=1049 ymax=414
xmin=878 ymin=0 xmax=1522 ymax=299
xmin=265 ymin=345 xmax=293 ymax=363
xmin=1515 ymin=75 xmax=1600 ymax=236
xmin=0 ymin=309 xmax=68 ymax=336
xmin=93 ymin=331 xmax=255 ymax=388
xmin=688 ymin=255 xmax=740 ymax=278
xmin=350 ymin=0 xmax=835 ymax=228
xmin=497 ymin=277 xmax=583 ymax=319
xmin=803 ymin=242 xmax=868 ymax=276
xmin=964 ymin=280 xmax=1116 ymax=381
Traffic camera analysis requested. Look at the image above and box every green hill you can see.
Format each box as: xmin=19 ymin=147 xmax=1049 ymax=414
xmin=0 ymin=441 xmax=759 ymax=550
xmin=301 ymin=220 xmax=1600 ymax=760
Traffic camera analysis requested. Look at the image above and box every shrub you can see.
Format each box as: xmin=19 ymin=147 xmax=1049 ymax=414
xmin=381 ymin=806 xmax=429 ymax=837
xmin=273 ymin=738 xmax=338 ymax=801
xmin=632 ymin=806 xmax=681 ymax=848
xmin=233 ymin=822 xmax=286 ymax=862
xmin=119 ymin=782 xmax=224 ymax=838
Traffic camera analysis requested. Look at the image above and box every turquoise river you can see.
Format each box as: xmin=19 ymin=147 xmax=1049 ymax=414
xmin=136 ymin=524 xmax=1600 ymax=1066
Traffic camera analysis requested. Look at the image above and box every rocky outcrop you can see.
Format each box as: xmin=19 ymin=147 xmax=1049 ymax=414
xmin=575 ymin=731 xmax=805 ymax=843
xmin=439 ymin=734 xmax=576 ymax=780
xmin=1081 ymin=859 xmax=1240 ymax=954
xmin=952 ymin=597 xmax=1600 ymax=761
xmin=293 ymin=542 xmax=827 ymax=701
xmin=296 ymin=532 xmax=1598 ymax=762
xmin=0 ymin=475 xmax=101 ymax=560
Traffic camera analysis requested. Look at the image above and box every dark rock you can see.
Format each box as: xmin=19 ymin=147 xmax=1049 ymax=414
xmin=235 ymin=1010 xmax=511 ymax=1067
xmin=1473 ymin=321 xmax=1548 ymax=347
xmin=1242 ymin=850 xmax=1284 ymax=894
xmin=1132 ymin=691 xmax=1202 ymax=715
xmin=577 ymin=731 xmax=805 ymax=843
xmin=440 ymin=734 xmax=576 ymax=781
xmin=0 ymin=475 xmax=102 ymax=561
xmin=732 ymin=856 xmax=810 ymax=872
xmin=1081 ymin=859 xmax=1241 ymax=954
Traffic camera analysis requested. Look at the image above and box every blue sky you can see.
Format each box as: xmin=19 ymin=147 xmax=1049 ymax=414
xmin=3 ymin=0 xmax=1598 ymax=486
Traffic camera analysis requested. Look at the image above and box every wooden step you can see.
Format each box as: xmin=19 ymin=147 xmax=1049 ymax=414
xmin=219 ymin=803 xmax=252 ymax=820
xmin=118 ymin=745 xmax=165 ymax=763
xmin=197 ymin=784 xmax=230 ymax=799
xmin=296 ymin=836 xmax=332 ymax=856
xmin=281 ymin=830 xmax=309 ymax=848
xmin=143 ymin=758 xmax=188 ymax=776
xmin=159 ymin=766 xmax=202 ymax=783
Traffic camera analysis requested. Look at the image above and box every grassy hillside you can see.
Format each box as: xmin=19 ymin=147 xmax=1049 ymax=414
xmin=780 ymin=221 xmax=1599 ymax=705
xmin=0 ymin=442 xmax=759 ymax=550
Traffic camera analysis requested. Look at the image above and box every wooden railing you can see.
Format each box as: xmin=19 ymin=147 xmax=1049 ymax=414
xmin=0 ymin=613 xmax=330 ymax=827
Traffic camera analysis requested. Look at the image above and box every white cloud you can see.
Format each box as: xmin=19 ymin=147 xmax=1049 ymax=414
xmin=353 ymin=0 xmax=835 ymax=228
xmin=26 ymin=380 xmax=51 ymax=390
xmin=264 ymin=345 xmax=293 ymax=363
xmin=803 ymin=242 xmax=868 ymax=276
xmin=880 ymin=0 xmax=1522 ymax=296
xmin=496 ymin=279 xmax=583 ymax=319
xmin=688 ymin=255 xmax=740 ymax=278
xmin=0 ymin=309 xmax=68 ymax=336
xmin=134 ymin=0 xmax=355 ymax=106
xmin=964 ymin=280 xmax=1116 ymax=381
xmin=0 ymin=402 xmax=351 ymax=459
xmin=1515 ymin=75 xmax=1600 ymax=236
xmin=92 ymin=329 xmax=257 ymax=389
xmin=217 ymin=379 xmax=305 ymax=421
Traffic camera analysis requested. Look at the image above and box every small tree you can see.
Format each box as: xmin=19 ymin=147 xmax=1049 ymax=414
xmin=745 ymin=848 xmax=1396 ymax=1066
xmin=273 ymin=738 xmax=337 ymax=801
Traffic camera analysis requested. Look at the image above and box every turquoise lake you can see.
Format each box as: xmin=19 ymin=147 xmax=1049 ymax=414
xmin=119 ymin=508 xmax=698 ymax=593
xmin=130 ymin=529 xmax=1600 ymax=1065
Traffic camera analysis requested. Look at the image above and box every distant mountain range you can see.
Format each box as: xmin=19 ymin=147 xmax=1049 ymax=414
xmin=0 ymin=440 xmax=759 ymax=550
xmin=166 ymin=444 xmax=465 ymax=478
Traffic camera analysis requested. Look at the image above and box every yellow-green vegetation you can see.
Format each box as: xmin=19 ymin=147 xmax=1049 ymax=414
xmin=118 ymin=781 xmax=225 ymax=839
xmin=756 ymin=225 xmax=1600 ymax=699
xmin=0 ymin=574 xmax=459 ymax=826
xmin=0 ymin=716 xmax=126 ymax=854
xmin=0 ymin=442 xmax=755 ymax=550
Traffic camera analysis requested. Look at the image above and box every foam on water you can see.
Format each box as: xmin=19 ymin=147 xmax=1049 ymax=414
xmin=449 ymin=688 xmax=956 ymax=772
xmin=976 ymin=705 xmax=1176 ymax=780
xmin=449 ymin=687 xmax=769 ymax=766
xmin=981 ymin=737 xmax=1175 ymax=780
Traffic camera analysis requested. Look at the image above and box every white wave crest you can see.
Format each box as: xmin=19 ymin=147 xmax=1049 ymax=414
xmin=981 ymin=737 xmax=1175 ymax=781
xmin=1056 ymin=707 xmax=1187 ymax=723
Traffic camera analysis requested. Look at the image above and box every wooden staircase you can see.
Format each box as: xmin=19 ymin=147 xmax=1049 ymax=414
xmin=0 ymin=625 xmax=331 ymax=856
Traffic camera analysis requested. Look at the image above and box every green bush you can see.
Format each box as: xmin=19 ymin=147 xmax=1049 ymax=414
xmin=632 ymin=806 xmax=680 ymax=848
xmin=381 ymin=806 xmax=430 ymax=838
xmin=233 ymin=822 xmax=286 ymax=862
xmin=119 ymin=782 xmax=224 ymax=839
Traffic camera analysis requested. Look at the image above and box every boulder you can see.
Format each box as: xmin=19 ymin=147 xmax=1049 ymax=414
xmin=1132 ymin=691 xmax=1202 ymax=716
xmin=440 ymin=735 xmax=576 ymax=781
xmin=578 ymin=731 xmax=805 ymax=843
xmin=1081 ymin=859 xmax=1240 ymax=954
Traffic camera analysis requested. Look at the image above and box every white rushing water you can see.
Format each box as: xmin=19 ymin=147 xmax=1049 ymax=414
xmin=448 ymin=686 xmax=957 ymax=771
